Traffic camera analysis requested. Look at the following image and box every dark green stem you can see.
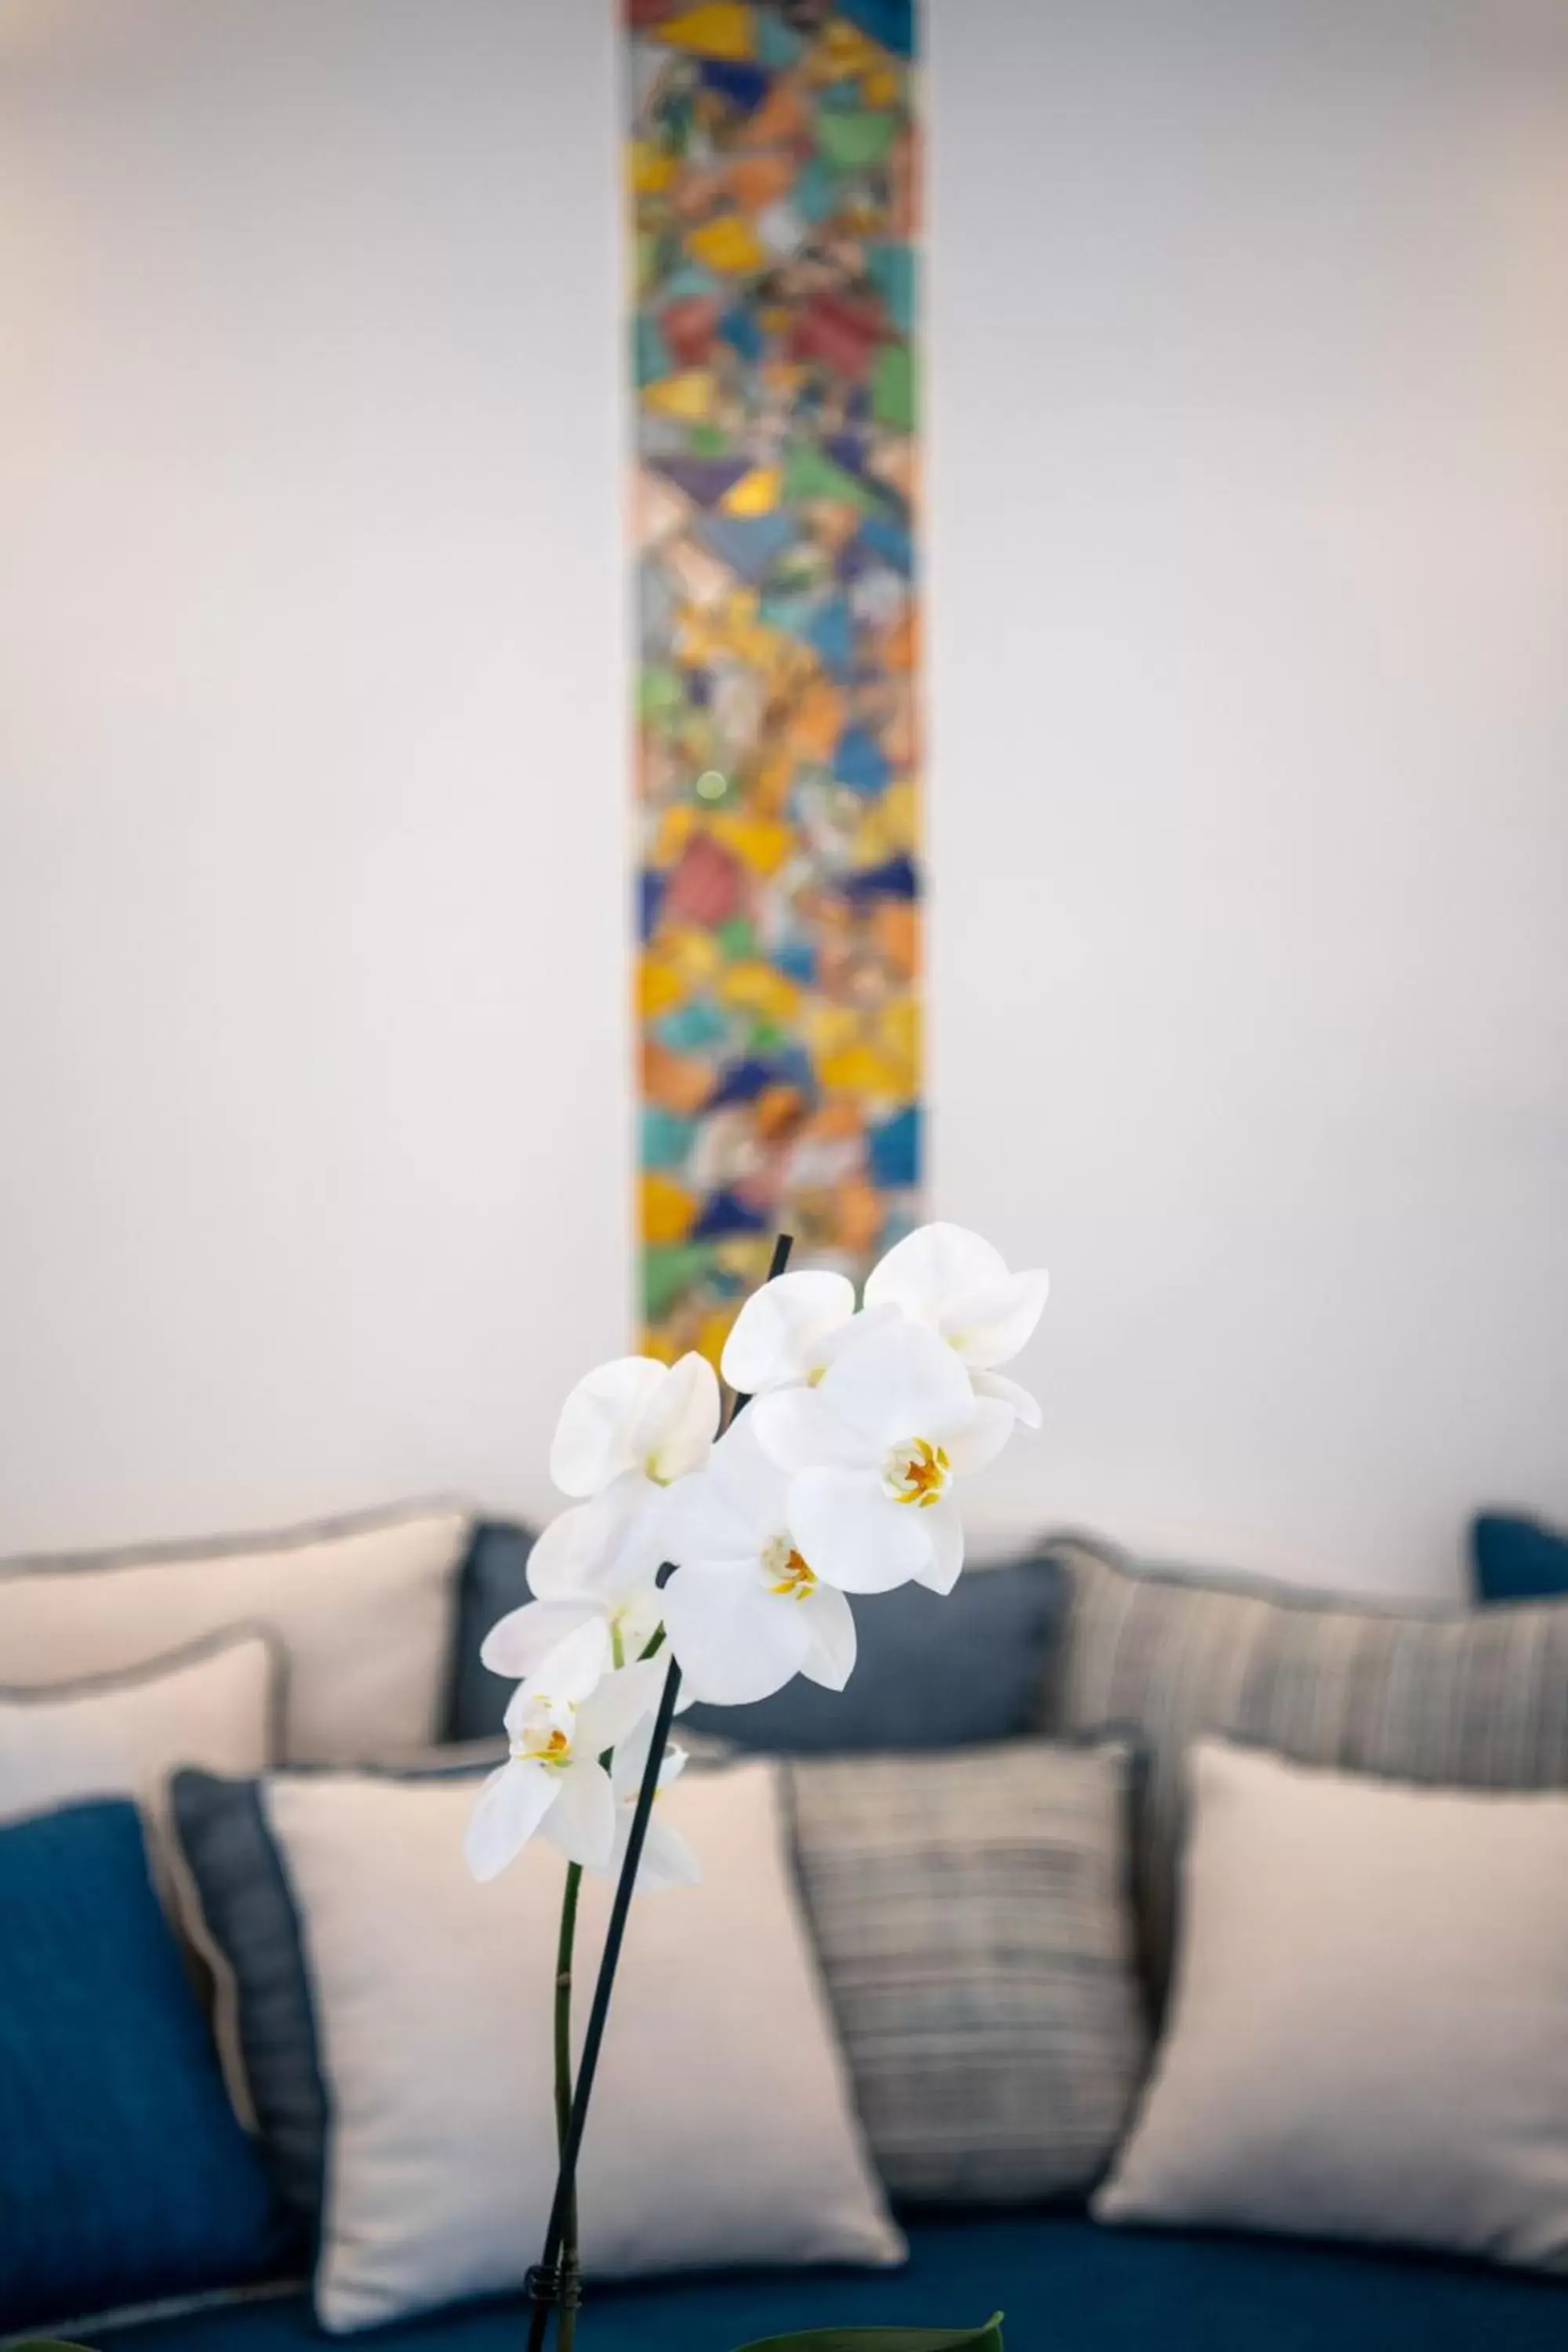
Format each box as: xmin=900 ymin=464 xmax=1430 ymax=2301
xmin=552 ymin=1864 xmax=583 ymax=2352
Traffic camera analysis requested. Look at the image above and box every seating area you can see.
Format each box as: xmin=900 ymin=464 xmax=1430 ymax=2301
xmin=3 ymin=3 xmax=1565 ymax=2346
xmin=5 ymin=1511 xmax=1568 ymax=2343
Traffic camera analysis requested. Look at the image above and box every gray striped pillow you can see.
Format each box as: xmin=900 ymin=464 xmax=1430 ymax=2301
xmin=786 ymin=1740 xmax=1146 ymax=2207
xmin=1044 ymin=1537 xmax=1568 ymax=1998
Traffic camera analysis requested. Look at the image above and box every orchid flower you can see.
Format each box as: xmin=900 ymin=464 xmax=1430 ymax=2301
xmin=718 ymin=1269 xmax=861 ymax=1399
xmin=752 ymin=1313 xmax=1014 ymax=1596
xmin=659 ymin=1415 xmax=857 ymax=1704
xmin=480 ymin=1473 xmax=666 ymax=1684
xmin=464 ymin=1619 xmax=665 ymax=1882
xmin=550 ymin=1351 xmax=720 ymax=1498
xmin=864 ymin=1221 xmax=1049 ymax=1428
xmin=605 ymin=1719 xmax=700 ymax=1893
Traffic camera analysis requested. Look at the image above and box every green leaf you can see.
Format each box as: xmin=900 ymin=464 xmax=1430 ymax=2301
xmin=733 ymin=2318 xmax=1004 ymax=2352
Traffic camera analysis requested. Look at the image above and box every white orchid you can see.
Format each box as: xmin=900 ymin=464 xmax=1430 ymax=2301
xmin=606 ymin=1720 xmax=700 ymax=1892
xmin=465 ymin=1620 xmax=665 ymax=1882
xmin=480 ymin=1474 xmax=666 ymax=1684
xmin=752 ymin=1313 xmax=1014 ymax=1597
xmin=864 ymin=1221 xmax=1049 ymax=1428
xmin=718 ymin=1268 xmax=861 ymax=1399
xmin=550 ymin=1351 xmax=720 ymax=1498
xmin=659 ymin=1415 xmax=857 ymax=1705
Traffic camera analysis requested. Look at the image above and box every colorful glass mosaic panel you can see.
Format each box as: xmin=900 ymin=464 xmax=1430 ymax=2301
xmin=629 ymin=0 xmax=922 ymax=1366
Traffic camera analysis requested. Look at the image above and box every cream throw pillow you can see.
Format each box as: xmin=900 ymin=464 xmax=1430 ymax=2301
xmin=0 ymin=1506 xmax=470 ymax=1762
xmin=0 ymin=1629 xmax=278 ymax=1934
xmin=264 ymin=1757 xmax=905 ymax=2332
xmin=1098 ymin=1740 xmax=1568 ymax=2272
xmin=0 ymin=1629 xmax=277 ymax=1828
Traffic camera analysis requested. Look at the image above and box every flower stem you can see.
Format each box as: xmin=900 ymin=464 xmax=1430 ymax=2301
xmin=552 ymin=1864 xmax=582 ymax=2352
xmin=524 ymin=1230 xmax=794 ymax=2352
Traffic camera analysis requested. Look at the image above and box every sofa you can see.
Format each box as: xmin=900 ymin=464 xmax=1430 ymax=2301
xmin=4 ymin=1508 xmax=1566 ymax=2352
xmin=87 ymin=2212 xmax=1568 ymax=2352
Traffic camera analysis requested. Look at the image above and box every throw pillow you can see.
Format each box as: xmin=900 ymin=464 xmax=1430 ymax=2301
xmin=176 ymin=1757 xmax=903 ymax=2332
xmin=0 ymin=1799 xmax=291 ymax=2332
xmin=1097 ymin=1740 xmax=1568 ymax=2273
xmin=0 ymin=1504 xmax=470 ymax=1762
xmin=445 ymin=1518 xmax=535 ymax=1739
xmin=0 ymin=1628 xmax=278 ymax=1904
xmin=1472 ymin=1511 xmax=1568 ymax=1604
xmin=450 ymin=1524 xmax=1065 ymax=1752
xmin=788 ymin=1740 xmax=1147 ymax=2205
xmin=1044 ymin=1534 xmax=1568 ymax=1997
xmin=170 ymin=1744 xmax=502 ymax=2222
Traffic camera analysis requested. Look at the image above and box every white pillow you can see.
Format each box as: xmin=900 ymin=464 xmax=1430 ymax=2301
xmin=264 ymin=1757 xmax=906 ymax=2332
xmin=1098 ymin=1739 xmax=1568 ymax=2273
xmin=0 ymin=1505 xmax=470 ymax=1762
xmin=0 ymin=1628 xmax=278 ymax=1911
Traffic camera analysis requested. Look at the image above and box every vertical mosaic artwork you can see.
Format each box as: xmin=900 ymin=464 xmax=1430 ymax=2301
xmin=629 ymin=0 xmax=922 ymax=1365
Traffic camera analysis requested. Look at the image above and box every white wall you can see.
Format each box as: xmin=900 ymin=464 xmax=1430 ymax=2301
xmin=928 ymin=0 xmax=1568 ymax=1591
xmin=0 ymin=0 xmax=626 ymax=1545
xmin=2 ymin=0 xmax=1564 ymax=1592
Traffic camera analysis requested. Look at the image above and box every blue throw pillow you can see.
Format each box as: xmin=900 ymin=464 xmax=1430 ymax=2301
xmin=682 ymin=1560 xmax=1065 ymax=1751
xmin=448 ymin=1519 xmax=1065 ymax=1753
xmin=0 ymin=1798 xmax=293 ymax=2331
xmin=1472 ymin=1512 xmax=1568 ymax=1604
xmin=445 ymin=1519 xmax=535 ymax=1740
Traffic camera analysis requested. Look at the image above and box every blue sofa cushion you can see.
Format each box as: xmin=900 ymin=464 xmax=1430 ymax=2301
xmin=89 ymin=2212 xmax=1568 ymax=2352
xmin=1472 ymin=1511 xmax=1568 ymax=1604
xmin=448 ymin=1523 xmax=1065 ymax=1754
xmin=445 ymin=1520 xmax=535 ymax=1740
xmin=681 ymin=1559 xmax=1066 ymax=1754
xmin=0 ymin=1798 xmax=292 ymax=2332
xmin=170 ymin=1772 xmax=327 ymax=2225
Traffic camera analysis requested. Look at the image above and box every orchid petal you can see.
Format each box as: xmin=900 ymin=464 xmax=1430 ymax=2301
xmin=610 ymin=1475 xmax=679 ymax=1590
xmin=630 ymin=1350 xmax=720 ymax=1487
xmin=971 ymin=1368 xmax=1043 ymax=1430
xmin=913 ymin=1497 xmax=964 ymax=1595
xmin=464 ymin=1759 xmax=558 ymax=1882
xmin=508 ymin=1617 xmax=610 ymax=1727
xmin=543 ymin=1758 xmax=616 ymax=1869
xmin=601 ymin=1728 xmax=699 ymax=1890
xmin=815 ymin=1315 xmax=976 ymax=1454
xmin=750 ymin=1382 xmax=866 ymax=1475
xmin=800 ymin=1581 xmax=857 ymax=1690
xmin=720 ymin=1269 xmax=856 ymax=1396
xmin=661 ymin=1559 xmax=813 ymax=1704
xmin=637 ymin=1815 xmax=702 ymax=1891
xmin=550 ymin=1357 xmax=668 ymax=1497
xmin=480 ymin=1598 xmax=595 ymax=1680
xmin=662 ymin=1411 xmax=799 ymax=1562
xmin=705 ymin=1410 xmax=792 ymax=1514
xmin=659 ymin=1417 xmax=781 ymax=1562
xmin=865 ymin=1223 xmax=1009 ymax=1324
xmin=941 ymin=1269 xmax=1050 ymax=1369
xmin=938 ymin=1396 xmax=1017 ymax=1477
xmin=524 ymin=1501 xmax=605 ymax=1601
xmin=787 ymin=1465 xmax=933 ymax=1595
xmin=529 ymin=1474 xmax=663 ymax=1602
xmin=575 ymin=1657 xmax=666 ymax=1754
xmin=610 ymin=1722 xmax=688 ymax=1805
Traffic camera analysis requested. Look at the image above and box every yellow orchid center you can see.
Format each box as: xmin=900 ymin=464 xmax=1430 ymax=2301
xmin=884 ymin=1436 xmax=951 ymax=1508
xmin=510 ymin=1707 xmax=575 ymax=1769
xmin=761 ymin=1533 xmax=818 ymax=1599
